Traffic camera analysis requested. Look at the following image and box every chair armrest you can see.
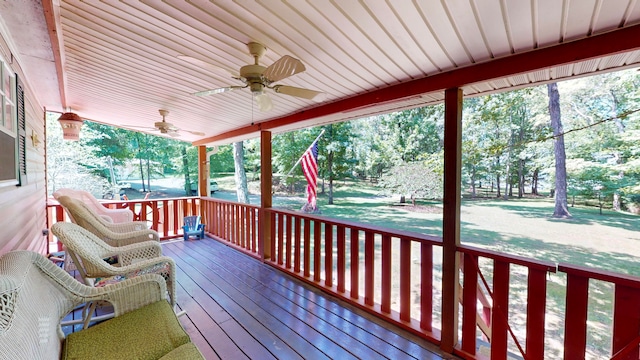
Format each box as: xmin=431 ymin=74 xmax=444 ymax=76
xmin=116 ymin=241 xmax=163 ymax=265
xmin=29 ymin=252 xmax=167 ymax=317
xmin=105 ymin=221 xmax=150 ymax=233
xmin=116 ymin=257 xmax=177 ymax=307
xmin=101 ymin=229 xmax=160 ymax=247
xmin=79 ymin=273 xmax=168 ymax=317
xmin=100 ymin=215 xmax=115 ymax=223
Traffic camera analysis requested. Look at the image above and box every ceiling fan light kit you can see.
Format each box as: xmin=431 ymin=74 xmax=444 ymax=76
xmin=184 ymin=42 xmax=324 ymax=111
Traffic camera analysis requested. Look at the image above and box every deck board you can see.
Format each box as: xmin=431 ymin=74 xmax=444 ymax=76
xmin=164 ymin=238 xmax=451 ymax=360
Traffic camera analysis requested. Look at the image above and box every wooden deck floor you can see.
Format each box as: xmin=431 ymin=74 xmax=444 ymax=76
xmin=162 ymin=238 xmax=455 ymax=360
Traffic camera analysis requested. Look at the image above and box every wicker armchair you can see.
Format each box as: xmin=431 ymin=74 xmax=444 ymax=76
xmin=0 ymin=250 xmax=168 ymax=359
xmin=53 ymin=187 xmax=133 ymax=223
xmin=56 ymin=195 xmax=159 ymax=247
xmin=50 ymin=222 xmax=176 ymax=310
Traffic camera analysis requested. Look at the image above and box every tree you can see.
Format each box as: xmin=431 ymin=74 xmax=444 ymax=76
xmin=319 ymin=123 xmax=352 ymax=204
xmin=379 ymin=162 xmax=443 ymax=205
xmin=233 ymin=141 xmax=250 ymax=204
xmin=548 ymin=82 xmax=572 ymax=218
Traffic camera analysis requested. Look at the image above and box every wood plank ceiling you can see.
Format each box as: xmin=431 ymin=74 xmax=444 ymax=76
xmin=4 ymin=0 xmax=640 ymax=145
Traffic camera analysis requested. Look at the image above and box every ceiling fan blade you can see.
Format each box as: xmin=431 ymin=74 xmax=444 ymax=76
xmin=121 ymin=124 xmax=157 ymax=131
xmin=183 ymin=129 xmax=205 ymax=136
xmin=263 ymin=55 xmax=306 ymax=82
xmin=193 ymin=86 xmax=244 ymax=97
xmin=177 ymin=55 xmax=237 ymax=77
xmin=273 ymin=85 xmax=324 ymax=101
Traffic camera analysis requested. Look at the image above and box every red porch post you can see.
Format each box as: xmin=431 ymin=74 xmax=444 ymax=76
xmin=198 ymin=146 xmax=207 ymax=219
xmin=260 ymin=130 xmax=273 ymax=260
xmin=197 ymin=146 xmax=207 ymax=197
xmin=441 ymin=87 xmax=463 ymax=352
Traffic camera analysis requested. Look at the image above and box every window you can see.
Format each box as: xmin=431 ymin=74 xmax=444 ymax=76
xmin=0 ymin=57 xmax=18 ymax=187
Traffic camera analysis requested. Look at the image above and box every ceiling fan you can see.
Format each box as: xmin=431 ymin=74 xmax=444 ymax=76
xmin=124 ymin=109 xmax=205 ymax=137
xmin=180 ymin=42 xmax=324 ymax=112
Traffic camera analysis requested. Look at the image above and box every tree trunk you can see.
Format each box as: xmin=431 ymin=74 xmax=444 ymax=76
xmin=470 ymin=167 xmax=477 ymax=197
xmin=182 ymin=146 xmax=192 ymax=195
xmin=327 ymin=150 xmax=334 ymax=205
xmin=496 ymin=174 xmax=501 ymax=198
xmin=613 ymin=193 xmax=621 ymax=211
xmin=233 ymin=141 xmax=250 ymax=204
xmin=146 ymin=157 xmax=151 ymax=191
xmin=611 ymin=91 xmax=624 ymax=211
xmin=518 ymin=159 xmax=524 ymax=198
xmin=138 ymin=156 xmax=146 ymax=192
xmin=548 ymin=82 xmax=572 ymax=218
xmin=136 ymin=133 xmax=146 ymax=192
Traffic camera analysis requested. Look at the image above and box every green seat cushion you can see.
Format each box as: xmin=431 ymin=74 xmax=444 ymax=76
xmin=159 ymin=343 xmax=205 ymax=359
xmin=62 ymin=300 xmax=190 ymax=360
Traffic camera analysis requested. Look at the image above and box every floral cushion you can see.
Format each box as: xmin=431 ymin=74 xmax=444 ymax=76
xmin=94 ymin=262 xmax=170 ymax=287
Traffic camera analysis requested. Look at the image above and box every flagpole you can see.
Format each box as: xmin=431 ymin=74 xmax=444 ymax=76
xmin=284 ymin=129 xmax=325 ymax=177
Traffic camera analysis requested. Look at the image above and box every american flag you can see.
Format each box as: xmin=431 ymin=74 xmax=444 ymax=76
xmin=300 ymin=141 xmax=319 ymax=208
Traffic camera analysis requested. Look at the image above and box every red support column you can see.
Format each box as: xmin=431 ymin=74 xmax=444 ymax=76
xmin=260 ymin=130 xmax=272 ymax=260
xmin=441 ymin=87 xmax=463 ymax=351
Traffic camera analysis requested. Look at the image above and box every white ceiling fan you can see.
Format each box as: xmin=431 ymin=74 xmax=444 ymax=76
xmin=180 ymin=42 xmax=325 ymax=112
xmin=124 ymin=109 xmax=205 ymax=137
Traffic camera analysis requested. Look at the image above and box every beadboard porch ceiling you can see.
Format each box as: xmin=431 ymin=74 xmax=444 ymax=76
xmin=3 ymin=1 xmax=640 ymax=145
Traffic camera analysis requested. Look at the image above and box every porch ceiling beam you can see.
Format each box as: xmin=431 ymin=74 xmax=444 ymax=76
xmin=194 ymin=23 xmax=640 ymax=145
xmin=42 ymin=0 xmax=68 ymax=109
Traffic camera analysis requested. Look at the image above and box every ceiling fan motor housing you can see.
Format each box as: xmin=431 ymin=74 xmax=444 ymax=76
xmin=240 ymin=64 xmax=267 ymax=94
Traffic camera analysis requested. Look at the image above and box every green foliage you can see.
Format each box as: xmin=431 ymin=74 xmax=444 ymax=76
xmin=209 ymin=145 xmax=234 ymax=173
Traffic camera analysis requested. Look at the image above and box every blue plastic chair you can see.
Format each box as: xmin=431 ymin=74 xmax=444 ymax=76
xmin=182 ymin=215 xmax=205 ymax=240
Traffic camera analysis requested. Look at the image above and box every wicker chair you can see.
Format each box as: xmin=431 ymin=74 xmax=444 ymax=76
xmin=50 ymin=222 xmax=177 ymax=312
xmin=0 ymin=250 xmax=169 ymax=359
xmin=53 ymin=188 xmax=134 ymax=223
xmin=56 ymin=195 xmax=159 ymax=247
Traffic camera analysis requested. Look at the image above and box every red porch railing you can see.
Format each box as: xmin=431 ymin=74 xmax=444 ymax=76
xmin=559 ymin=263 xmax=640 ymax=360
xmin=457 ymin=246 xmax=557 ymax=360
xmin=47 ymin=196 xmax=640 ymax=358
xmin=263 ymin=207 xmax=444 ymax=343
xmin=200 ymin=197 xmax=260 ymax=257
